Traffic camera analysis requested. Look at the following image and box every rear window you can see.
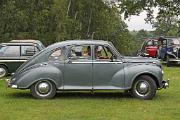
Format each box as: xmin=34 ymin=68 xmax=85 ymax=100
xmin=21 ymin=46 xmax=38 ymax=56
xmin=49 ymin=48 xmax=64 ymax=61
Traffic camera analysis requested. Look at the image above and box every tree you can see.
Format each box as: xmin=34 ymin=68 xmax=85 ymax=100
xmin=0 ymin=0 xmax=138 ymax=55
xmin=118 ymin=0 xmax=180 ymax=36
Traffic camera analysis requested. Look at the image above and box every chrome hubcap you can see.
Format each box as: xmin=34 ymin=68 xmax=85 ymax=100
xmin=0 ymin=68 xmax=6 ymax=77
xmin=37 ymin=82 xmax=50 ymax=94
xmin=136 ymin=81 xmax=149 ymax=95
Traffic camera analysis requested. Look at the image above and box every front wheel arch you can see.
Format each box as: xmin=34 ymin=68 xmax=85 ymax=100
xmin=131 ymin=75 xmax=157 ymax=100
xmin=132 ymin=73 xmax=160 ymax=88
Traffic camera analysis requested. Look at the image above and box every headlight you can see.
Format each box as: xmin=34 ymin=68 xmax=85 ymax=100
xmin=162 ymin=70 xmax=164 ymax=75
xmin=173 ymin=47 xmax=177 ymax=52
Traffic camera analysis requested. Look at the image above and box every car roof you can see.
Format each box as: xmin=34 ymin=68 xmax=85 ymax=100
xmin=159 ymin=36 xmax=180 ymax=40
xmin=60 ymin=40 xmax=109 ymax=45
xmin=144 ymin=38 xmax=158 ymax=41
xmin=10 ymin=39 xmax=41 ymax=44
xmin=165 ymin=37 xmax=180 ymax=40
xmin=44 ymin=40 xmax=111 ymax=51
xmin=48 ymin=40 xmax=110 ymax=47
xmin=0 ymin=42 xmax=35 ymax=46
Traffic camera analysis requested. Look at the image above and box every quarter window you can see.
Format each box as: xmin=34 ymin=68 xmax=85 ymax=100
xmin=49 ymin=48 xmax=64 ymax=61
xmin=146 ymin=40 xmax=153 ymax=46
xmin=21 ymin=46 xmax=38 ymax=56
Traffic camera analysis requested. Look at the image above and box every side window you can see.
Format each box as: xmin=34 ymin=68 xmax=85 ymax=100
xmin=95 ymin=45 xmax=113 ymax=60
xmin=3 ymin=46 xmax=20 ymax=57
xmin=21 ymin=46 xmax=38 ymax=56
xmin=0 ymin=46 xmax=7 ymax=53
xmin=162 ymin=40 xmax=167 ymax=46
xmin=69 ymin=45 xmax=91 ymax=60
xmin=146 ymin=40 xmax=153 ymax=46
xmin=168 ymin=39 xmax=174 ymax=45
xmin=49 ymin=48 xmax=64 ymax=61
xmin=154 ymin=41 xmax=158 ymax=46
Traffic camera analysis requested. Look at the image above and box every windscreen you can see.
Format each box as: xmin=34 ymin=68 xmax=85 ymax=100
xmin=172 ymin=38 xmax=180 ymax=45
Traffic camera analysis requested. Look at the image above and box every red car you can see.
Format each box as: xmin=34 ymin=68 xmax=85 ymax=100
xmin=138 ymin=38 xmax=158 ymax=58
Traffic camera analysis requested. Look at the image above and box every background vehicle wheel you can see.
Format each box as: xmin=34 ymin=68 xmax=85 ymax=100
xmin=166 ymin=55 xmax=171 ymax=67
xmin=30 ymin=80 xmax=56 ymax=99
xmin=0 ymin=65 xmax=8 ymax=78
xmin=131 ymin=75 xmax=157 ymax=100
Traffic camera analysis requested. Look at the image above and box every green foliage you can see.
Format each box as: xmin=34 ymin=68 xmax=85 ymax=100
xmin=119 ymin=0 xmax=180 ymax=37
xmin=0 ymin=0 xmax=138 ymax=55
xmin=129 ymin=29 xmax=157 ymax=51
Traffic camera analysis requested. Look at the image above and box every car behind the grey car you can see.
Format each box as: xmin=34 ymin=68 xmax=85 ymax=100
xmin=7 ymin=40 xmax=168 ymax=100
xmin=0 ymin=40 xmax=45 ymax=77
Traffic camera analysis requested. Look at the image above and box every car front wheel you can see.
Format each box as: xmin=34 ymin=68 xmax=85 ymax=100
xmin=30 ymin=80 xmax=56 ymax=99
xmin=131 ymin=75 xmax=157 ymax=100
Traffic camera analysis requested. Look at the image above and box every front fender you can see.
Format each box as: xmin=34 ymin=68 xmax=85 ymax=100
xmin=167 ymin=51 xmax=176 ymax=58
xmin=15 ymin=64 xmax=63 ymax=89
xmin=124 ymin=64 xmax=163 ymax=89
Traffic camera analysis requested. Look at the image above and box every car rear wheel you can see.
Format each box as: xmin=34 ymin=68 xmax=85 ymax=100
xmin=30 ymin=80 xmax=56 ymax=99
xmin=0 ymin=65 xmax=8 ymax=78
xmin=131 ymin=75 xmax=157 ymax=100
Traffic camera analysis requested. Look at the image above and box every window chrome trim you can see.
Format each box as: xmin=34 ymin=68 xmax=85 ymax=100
xmin=71 ymin=61 xmax=92 ymax=64
xmin=0 ymin=60 xmax=27 ymax=62
xmin=93 ymin=61 xmax=123 ymax=64
xmin=71 ymin=61 xmax=123 ymax=64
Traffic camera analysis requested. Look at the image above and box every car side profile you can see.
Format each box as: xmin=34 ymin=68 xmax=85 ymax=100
xmin=0 ymin=40 xmax=45 ymax=77
xmin=7 ymin=40 xmax=168 ymax=100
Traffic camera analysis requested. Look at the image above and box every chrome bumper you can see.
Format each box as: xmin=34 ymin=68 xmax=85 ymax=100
xmin=162 ymin=80 xmax=169 ymax=89
xmin=6 ymin=79 xmax=17 ymax=89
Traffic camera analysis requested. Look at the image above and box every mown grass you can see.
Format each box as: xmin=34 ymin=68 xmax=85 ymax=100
xmin=0 ymin=66 xmax=179 ymax=120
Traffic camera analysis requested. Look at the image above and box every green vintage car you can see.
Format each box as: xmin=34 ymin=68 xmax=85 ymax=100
xmin=7 ymin=40 xmax=168 ymax=100
xmin=0 ymin=40 xmax=45 ymax=77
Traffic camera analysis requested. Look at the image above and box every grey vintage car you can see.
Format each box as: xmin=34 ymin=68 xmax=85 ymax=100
xmin=7 ymin=40 xmax=169 ymax=99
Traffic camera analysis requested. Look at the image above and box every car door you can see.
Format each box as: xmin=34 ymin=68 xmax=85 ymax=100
xmin=0 ymin=45 xmax=22 ymax=73
xmin=64 ymin=44 xmax=93 ymax=90
xmin=93 ymin=45 xmax=125 ymax=90
xmin=145 ymin=40 xmax=156 ymax=57
xmin=159 ymin=39 xmax=167 ymax=59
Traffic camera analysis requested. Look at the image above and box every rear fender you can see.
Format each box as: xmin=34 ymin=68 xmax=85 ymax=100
xmin=16 ymin=65 xmax=63 ymax=89
xmin=167 ymin=51 xmax=176 ymax=58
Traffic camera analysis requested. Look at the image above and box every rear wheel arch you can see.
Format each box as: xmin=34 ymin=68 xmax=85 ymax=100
xmin=0 ymin=64 xmax=9 ymax=77
xmin=18 ymin=65 xmax=63 ymax=89
xmin=30 ymin=79 xmax=57 ymax=99
xmin=28 ymin=78 xmax=58 ymax=89
xmin=0 ymin=64 xmax=9 ymax=72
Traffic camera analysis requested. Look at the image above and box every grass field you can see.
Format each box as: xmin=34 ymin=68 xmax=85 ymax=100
xmin=0 ymin=66 xmax=180 ymax=120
